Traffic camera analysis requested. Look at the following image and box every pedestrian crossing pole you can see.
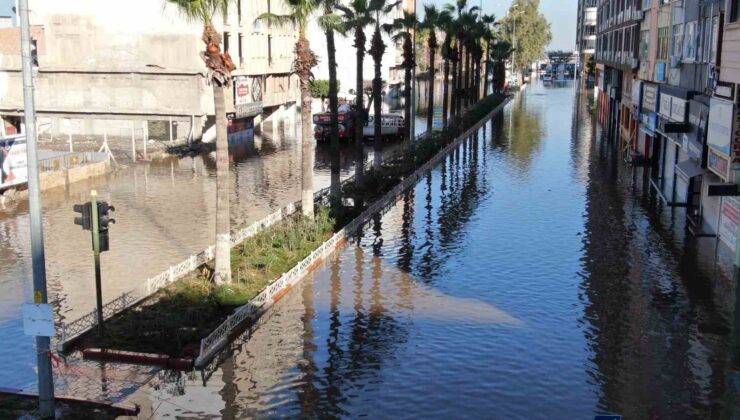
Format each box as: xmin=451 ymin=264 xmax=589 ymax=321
xmin=19 ymin=0 xmax=55 ymax=415
xmin=90 ymin=190 xmax=105 ymax=338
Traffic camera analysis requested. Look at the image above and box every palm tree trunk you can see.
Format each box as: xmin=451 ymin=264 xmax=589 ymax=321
xmin=213 ymin=83 xmax=231 ymax=284
xmin=403 ymin=39 xmax=412 ymax=141
xmin=451 ymin=45 xmax=458 ymax=118
xmin=326 ymin=27 xmax=341 ymax=211
xmin=456 ymin=44 xmax=464 ymax=116
xmin=464 ymin=49 xmax=471 ymax=109
xmin=442 ymin=58 xmax=450 ymax=128
xmin=426 ymin=42 xmax=435 ymax=135
xmin=354 ymin=30 xmax=365 ymax=194
xmin=297 ymin=32 xmax=315 ymax=219
xmin=373 ymin=59 xmax=383 ymax=169
xmin=483 ymin=41 xmax=491 ymax=97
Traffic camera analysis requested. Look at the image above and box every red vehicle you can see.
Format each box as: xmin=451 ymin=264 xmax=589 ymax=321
xmin=313 ymin=107 xmax=356 ymax=142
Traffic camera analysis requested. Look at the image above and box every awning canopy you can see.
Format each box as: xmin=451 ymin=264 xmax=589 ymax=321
xmin=676 ymin=159 xmax=704 ymax=180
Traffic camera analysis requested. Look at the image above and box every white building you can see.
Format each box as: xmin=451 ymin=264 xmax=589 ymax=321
xmin=0 ymin=0 xmax=299 ymax=142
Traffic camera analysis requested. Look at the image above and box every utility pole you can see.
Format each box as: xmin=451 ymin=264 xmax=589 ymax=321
xmin=19 ymin=0 xmax=55 ymax=415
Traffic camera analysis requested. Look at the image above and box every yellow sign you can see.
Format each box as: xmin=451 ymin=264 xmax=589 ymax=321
xmin=33 ymin=290 xmax=43 ymax=304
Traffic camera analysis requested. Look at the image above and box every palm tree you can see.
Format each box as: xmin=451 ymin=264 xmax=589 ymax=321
xmin=369 ymin=14 xmax=386 ymax=169
xmin=481 ymin=14 xmax=496 ymax=98
xmin=491 ymin=40 xmax=513 ymax=94
xmin=257 ymin=0 xmax=319 ymax=219
xmin=421 ymin=4 xmax=440 ymax=135
xmin=318 ymin=1 xmax=345 ymax=211
xmin=167 ymin=0 xmax=234 ymax=283
xmin=385 ymin=11 xmax=418 ymax=141
xmin=338 ymin=0 xmax=383 ymax=192
xmin=438 ymin=9 xmax=454 ymax=128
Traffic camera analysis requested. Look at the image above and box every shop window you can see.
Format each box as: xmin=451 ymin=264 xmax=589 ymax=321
xmin=683 ymin=21 xmax=697 ymax=61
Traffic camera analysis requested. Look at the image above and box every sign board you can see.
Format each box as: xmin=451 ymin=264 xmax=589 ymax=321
xmin=23 ymin=303 xmax=54 ymax=337
xmin=631 ymin=80 xmax=642 ymax=115
xmin=0 ymin=136 xmax=27 ymax=190
xmin=640 ymin=112 xmax=658 ymax=134
xmin=720 ymin=196 xmax=740 ymax=253
xmin=234 ymin=76 xmax=251 ymax=106
xmin=708 ymin=98 xmax=733 ymax=156
xmin=659 ymin=91 xmax=672 ymax=119
xmin=733 ymin=105 xmax=740 ymax=170
xmin=642 ymin=84 xmax=658 ymax=113
xmin=708 ymin=147 xmax=731 ymax=181
xmin=432 ymin=107 xmax=444 ymax=131
xmin=670 ymin=97 xmax=687 ymax=122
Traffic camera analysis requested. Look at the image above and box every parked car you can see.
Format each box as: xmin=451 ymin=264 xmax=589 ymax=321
xmin=542 ymin=73 xmax=553 ymax=82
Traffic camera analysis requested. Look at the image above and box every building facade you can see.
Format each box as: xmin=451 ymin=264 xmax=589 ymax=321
xmin=576 ymin=0 xmax=598 ymax=73
xmin=0 ymin=0 xmax=299 ymax=143
xmin=594 ymin=0 xmax=739 ymax=255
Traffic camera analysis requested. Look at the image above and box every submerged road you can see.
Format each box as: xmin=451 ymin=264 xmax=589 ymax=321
xmin=121 ymin=81 xmax=738 ymax=418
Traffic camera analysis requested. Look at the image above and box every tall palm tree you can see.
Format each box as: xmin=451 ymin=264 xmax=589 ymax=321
xmin=481 ymin=14 xmax=496 ymax=98
xmin=438 ymin=9 xmax=455 ymax=128
xmin=318 ymin=1 xmax=345 ymax=211
xmin=167 ymin=0 xmax=234 ymax=283
xmin=369 ymin=13 xmax=386 ymax=169
xmin=338 ymin=0 xmax=383 ymax=192
xmin=421 ymin=4 xmax=440 ymax=135
xmin=385 ymin=11 xmax=418 ymax=141
xmin=491 ymin=40 xmax=513 ymax=94
xmin=257 ymin=0 xmax=319 ymax=219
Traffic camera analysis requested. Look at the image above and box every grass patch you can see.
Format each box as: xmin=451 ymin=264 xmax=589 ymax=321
xmin=84 ymin=208 xmax=335 ymax=358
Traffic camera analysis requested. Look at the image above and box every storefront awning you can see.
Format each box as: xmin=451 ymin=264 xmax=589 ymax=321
xmin=675 ymin=159 xmax=704 ymax=180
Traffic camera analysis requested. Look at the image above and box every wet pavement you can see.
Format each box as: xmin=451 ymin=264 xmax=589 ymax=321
xmin=5 ymin=81 xmax=739 ymax=418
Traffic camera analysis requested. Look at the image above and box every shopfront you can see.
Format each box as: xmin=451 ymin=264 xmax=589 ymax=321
xmin=228 ymin=75 xmax=264 ymax=146
xmin=639 ymin=82 xmax=658 ymax=163
xmin=651 ymin=85 xmax=692 ymax=206
xmin=706 ymin=97 xmax=739 ymax=251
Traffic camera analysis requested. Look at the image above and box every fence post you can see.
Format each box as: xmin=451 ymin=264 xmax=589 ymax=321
xmin=169 ymin=116 xmax=174 ymax=145
xmin=131 ymin=121 xmax=137 ymax=163
xmin=142 ymin=121 xmax=148 ymax=160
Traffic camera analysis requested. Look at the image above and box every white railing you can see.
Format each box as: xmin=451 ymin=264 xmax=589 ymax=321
xmin=194 ymin=95 xmax=514 ymax=368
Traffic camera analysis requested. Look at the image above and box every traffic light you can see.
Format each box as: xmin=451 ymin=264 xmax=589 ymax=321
xmin=97 ymin=201 xmax=115 ymax=253
xmin=73 ymin=202 xmax=92 ymax=231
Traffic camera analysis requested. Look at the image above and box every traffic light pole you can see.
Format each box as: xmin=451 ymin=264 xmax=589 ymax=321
xmin=19 ymin=0 xmax=55 ymax=416
xmin=90 ymin=190 xmax=104 ymax=338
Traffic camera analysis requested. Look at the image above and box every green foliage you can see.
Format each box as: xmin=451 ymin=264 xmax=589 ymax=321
xmin=311 ymin=79 xmax=340 ymax=98
xmin=586 ymin=55 xmax=596 ymax=75
xmin=500 ymin=0 xmax=552 ymax=72
xmin=166 ymin=0 xmax=228 ymax=24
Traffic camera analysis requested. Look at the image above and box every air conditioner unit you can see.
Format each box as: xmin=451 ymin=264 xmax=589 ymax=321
xmin=670 ymin=55 xmax=681 ymax=68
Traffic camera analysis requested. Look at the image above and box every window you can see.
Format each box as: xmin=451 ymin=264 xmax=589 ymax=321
xmin=732 ymin=0 xmax=740 ymax=22
xmin=657 ymin=26 xmax=669 ymax=60
xmin=672 ymin=24 xmax=683 ymax=57
xmin=642 ymin=0 xmax=651 ymax=10
xmin=224 ymin=32 xmax=230 ymax=52
xmin=683 ymin=21 xmax=697 ymax=61
xmin=639 ymin=29 xmax=649 ymax=60
xmin=238 ymin=33 xmax=243 ymax=63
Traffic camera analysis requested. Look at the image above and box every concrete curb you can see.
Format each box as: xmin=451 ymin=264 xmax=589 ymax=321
xmin=82 ymin=348 xmax=193 ymax=371
xmin=0 ymin=386 xmax=140 ymax=416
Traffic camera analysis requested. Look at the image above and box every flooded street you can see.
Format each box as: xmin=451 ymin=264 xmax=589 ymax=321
xmin=121 ymin=82 xmax=738 ymax=418
xmin=0 ymin=121 xmax=398 ymax=389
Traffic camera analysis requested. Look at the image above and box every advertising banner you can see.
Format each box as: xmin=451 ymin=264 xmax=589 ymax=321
xmin=0 ymin=136 xmax=27 ymax=189
xmin=720 ymin=196 xmax=740 ymax=253
xmin=708 ymin=97 xmax=733 ymax=156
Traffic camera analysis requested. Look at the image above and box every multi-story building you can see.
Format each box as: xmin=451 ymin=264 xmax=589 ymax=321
xmin=594 ymin=0 xmax=641 ymax=150
xmin=576 ymin=0 xmax=598 ymax=74
xmin=0 ymin=0 xmax=299 ymax=143
xmin=594 ymin=0 xmax=735 ymax=253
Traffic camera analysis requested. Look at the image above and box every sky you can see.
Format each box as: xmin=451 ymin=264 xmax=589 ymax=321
xmin=422 ymin=0 xmax=576 ymax=51
xmin=0 ymin=0 xmax=576 ymax=51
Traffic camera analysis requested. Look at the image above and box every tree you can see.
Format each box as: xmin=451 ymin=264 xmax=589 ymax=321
xmin=318 ymin=0 xmax=345 ymax=212
xmin=500 ymin=0 xmax=552 ymax=80
xmin=438 ymin=9 xmax=455 ymax=127
xmin=481 ymin=14 xmax=496 ymax=98
xmin=421 ymin=4 xmax=440 ymax=135
xmin=167 ymin=0 xmax=234 ymax=284
xmin=311 ymin=79 xmax=341 ymax=111
xmin=491 ymin=40 xmax=513 ymax=93
xmin=385 ymin=11 xmax=418 ymax=141
xmin=338 ymin=0 xmax=384 ymax=193
xmin=257 ymin=0 xmax=320 ymax=219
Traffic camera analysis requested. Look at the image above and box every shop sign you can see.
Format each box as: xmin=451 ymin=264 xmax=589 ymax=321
xmin=719 ymin=196 xmax=740 ymax=253
xmin=708 ymin=97 xmax=733 ymax=157
xmin=733 ymin=104 xmax=740 ymax=170
xmin=659 ymin=91 xmax=672 ymax=119
xmin=708 ymin=147 xmax=731 ymax=180
xmin=640 ymin=112 xmax=657 ymax=134
xmin=0 ymin=135 xmax=28 ymax=189
xmin=642 ymin=84 xmax=657 ymax=113
xmin=631 ymin=80 xmax=642 ymax=115
xmin=234 ymin=76 xmax=251 ymax=106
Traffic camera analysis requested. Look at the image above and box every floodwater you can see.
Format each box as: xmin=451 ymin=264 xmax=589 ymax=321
xmin=122 ymin=81 xmax=738 ymax=418
xmin=0 ymin=120 xmax=402 ymax=389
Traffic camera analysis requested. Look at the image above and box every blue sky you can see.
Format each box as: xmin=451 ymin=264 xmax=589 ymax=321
xmin=0 ymin=0 xmax=575 ymax=50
